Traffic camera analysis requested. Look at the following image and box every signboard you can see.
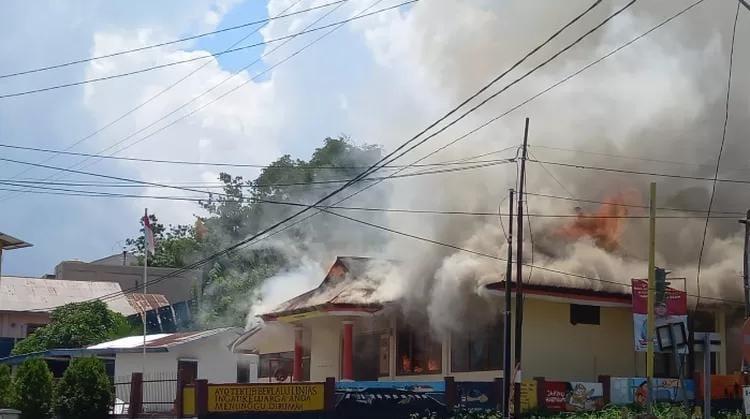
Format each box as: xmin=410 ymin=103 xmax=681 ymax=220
xmin=207 ymin=383 xmax=324 ymax=412
xmin=631 ymin=279 xmax=687 ymax=352
xmin=456 ymin=381 xmax=494 ymax=409
xmin=544 ymin=381 xmax=603 ymax=412
xmin=610 ymin=378 xmax=694 ymax=406
xmin=744 ymin=386 xmax=750 ymax=415
xmin=335 ymin=381 xmax=446 ymax=419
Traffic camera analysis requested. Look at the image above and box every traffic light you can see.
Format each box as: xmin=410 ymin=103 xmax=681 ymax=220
xmin=655 ymin=267 xmax=669 ymax=304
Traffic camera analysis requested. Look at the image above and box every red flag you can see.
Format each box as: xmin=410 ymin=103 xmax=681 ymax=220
xmin=142 ymin=210 xmax=155 ymax=255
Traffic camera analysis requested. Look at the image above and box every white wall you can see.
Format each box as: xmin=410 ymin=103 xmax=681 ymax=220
xmin=308 ymin=317 xmax=342 ymax=381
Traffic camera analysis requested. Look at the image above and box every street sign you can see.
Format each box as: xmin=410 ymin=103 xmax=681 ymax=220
xmin=693 ymin=332 xmax=721 ymax=352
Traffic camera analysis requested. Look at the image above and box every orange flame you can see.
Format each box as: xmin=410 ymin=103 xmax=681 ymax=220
xmin=558 ymin=189 xmax=641 ymax=251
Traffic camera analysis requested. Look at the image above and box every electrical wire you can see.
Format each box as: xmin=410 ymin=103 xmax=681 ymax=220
xmin=0 ymin=1 xmax=415 ymax=100
xmin=0 ymin=142 xmax=517 ymax=170
xmin=696 ymin=1 xmax=741 ymax=309
xmin=527 ymin=158 xmax=750 ymax=186
xmin=0 ymin=0 xmax=346 ymax=79
xmin=0 ymin=0 xmax=308 ymax=199
xmin=36 ymin=0 xmax=612 ymax=308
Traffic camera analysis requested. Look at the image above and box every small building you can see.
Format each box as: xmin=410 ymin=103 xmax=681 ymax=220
xmin=0 ymin=275 xmax=177 ymax=357
xmin=54 ymin=255 xmax=201 ymax=307
xmin=233 ymin=256 xmax=737 ymax=384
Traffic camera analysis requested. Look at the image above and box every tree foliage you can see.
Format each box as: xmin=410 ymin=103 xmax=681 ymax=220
xmin=12 ymin=300 xmax=133 ymax=355
xmin=55 ymin=357 xmax=112 ymax=419
xmin=0 ymin=364 xmax=13 ymax=407
xmin=125 ymin=136 xmax=385 ymax=327
xmin=13 ymin=358 xmax=53 ymax=419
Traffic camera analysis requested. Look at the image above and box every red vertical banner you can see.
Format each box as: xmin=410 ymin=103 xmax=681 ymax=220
xmin=631 ymin=279 xmax=687 ymax=352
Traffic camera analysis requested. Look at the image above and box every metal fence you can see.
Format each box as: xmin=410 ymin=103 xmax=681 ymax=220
xmin=142 ymin=371 xmax=178 ymax=414
xmin=113 ymin=376 xmax=131 ymax=416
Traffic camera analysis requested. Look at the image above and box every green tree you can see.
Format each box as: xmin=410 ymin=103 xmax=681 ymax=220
xmin=0 ymin=364 xmax=13 ymax=407
xmin=55 ymin=357 xmax=112 ymax=419
xmin=13 ymin=358 xmax=53 ymax=419
xmin=12 ymin=300 xmax=133 ymax=355
xmin=122 ymin=136 xmax=385 ymax=327
xmin=126 ymin=214 xmax=199 ymax=268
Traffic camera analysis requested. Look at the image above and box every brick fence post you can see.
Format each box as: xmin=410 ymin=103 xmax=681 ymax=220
xmin=195 ymin=379 xmax=209 ymax=417
xmin=444 ymin=376 xmax=457 ymax=411
xmin=534 ymin=376 xmax=546 ymax=412
xmin=324 ymin=377 xmax=336 ymax=418
xmin=493 ymin=377 xmax=503 ymax=411
xmin=598 ymin=375 xmax=611 ymax=405
xmin=128 ymin=372 xmax=143 ymax=419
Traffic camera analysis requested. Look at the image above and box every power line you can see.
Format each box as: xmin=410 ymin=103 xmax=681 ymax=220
xmin=0 ymin=142 xmax=518 ymax=170
xmin=0 ymin=0 xmax=365 ymax=201
xmin=43 ymin=0 xmax=611 ymax=308
xmin=0 ymin=1 xmax=415 ymax=100
xmin=527 ymin=158 xmax=750 ymax=185
xmin=0 ymin=0 xmax=309 ymax=199
xmin=524 ymin=191 xmax=745 ymax=216
xmin=696 ymin=1 xmax=741 ymax=309
xmin=0 ymin=0 xmax=345 ymax=79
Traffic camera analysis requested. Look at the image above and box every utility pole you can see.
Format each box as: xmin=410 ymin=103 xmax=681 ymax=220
xmin=513 ymin=118 xmax=529 ymax=417
xmin=646 ymin=182 xmax=656 ymax=411
xmin=502 ymin=189 xmax=514 ymax=418
xmin=739 ymin=210 xmax=750 ymax=318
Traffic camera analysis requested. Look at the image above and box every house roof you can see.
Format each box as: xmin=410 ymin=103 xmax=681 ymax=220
xmin=0 ymin=328 xmax=241 ymax=365
xmin=0 ymin=232 xmax=32 ymax=250
xmin=0 ymin=276 xmax=170 ymax=316
xmin=87 ymin=327 xmax=240 ymax=351
xmin=485 ymin=280 xmax=632 ymax=307
xmin=261 ymin=256 xmax=389 ymax=321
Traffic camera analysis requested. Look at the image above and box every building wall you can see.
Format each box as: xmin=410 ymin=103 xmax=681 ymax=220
xmin=55 ymin=261 xmax=200 ymax=303
xmin=0 ymin=311 xmax=50 ymax=339
xmin=519 ymin=298 xmax=638 ymax=381
xmin=308 ymin=317 xmax=342 ymax=381
xmin=114 ymin=333 xmax=241 ymax=383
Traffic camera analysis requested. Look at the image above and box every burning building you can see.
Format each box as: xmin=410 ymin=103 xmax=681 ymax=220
xmin=231 ymin=255 xmax=738 ymax=383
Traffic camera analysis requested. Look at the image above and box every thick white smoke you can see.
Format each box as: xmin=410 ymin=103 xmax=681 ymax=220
xmin=245 ymin=0 xmax=750 ymax=334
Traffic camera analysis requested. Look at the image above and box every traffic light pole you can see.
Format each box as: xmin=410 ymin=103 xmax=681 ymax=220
xmin=739 ymin=210 xmax=750 ymax=319
xmin=646 ymin=182 xmax=656 ymax=411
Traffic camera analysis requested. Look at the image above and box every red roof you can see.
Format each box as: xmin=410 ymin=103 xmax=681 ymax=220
xmin=485 ymin=281 xmax=632 ymax=306
xmin=261 ymin=257 xmax=387 ymax=320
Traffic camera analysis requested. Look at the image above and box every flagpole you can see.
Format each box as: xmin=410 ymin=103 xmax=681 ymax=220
xmin=142 ymin=208 xmax=148 ymax=374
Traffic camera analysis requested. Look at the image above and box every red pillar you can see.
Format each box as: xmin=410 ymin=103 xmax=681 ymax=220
xmin=293 ymin=327 xmax=304 ymax=382
xmin=342 ymin=321 xmax=354 ymax=380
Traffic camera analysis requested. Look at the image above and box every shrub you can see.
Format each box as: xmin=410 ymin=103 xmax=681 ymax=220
xmin=55 ymin=357 xmax=112 ymax=419
xmin=13 ymin=358 xmax=53 ymax=419
xmin=0 ymin=364 xmax=13 ymax=407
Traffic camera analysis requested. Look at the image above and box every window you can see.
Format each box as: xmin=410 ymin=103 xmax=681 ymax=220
xmin=177 ymin=360 xmax=198 ymax=384
xmin=258 ymin=352 xmax=309 ymax=382
xmin=396 ymin=321 xmax=441 ymax=375
xmin=25 ymin=324 xmax=45 ymax=336
xmin=237 ymin=362 xmax=250 ymax=383
xmin=570 ymin=304 xmax=600 ymax=325
xmin=451 ymin=318 xmax=503 ymax=372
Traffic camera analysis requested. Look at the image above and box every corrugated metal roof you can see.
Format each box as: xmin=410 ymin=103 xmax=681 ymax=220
xmin=0 ymin=276 xmax=169 ymax=316
xmin=0 ymin=232 xmax=32 ymax=250
xmin=87 ymin=327 xmax=239 ymax=350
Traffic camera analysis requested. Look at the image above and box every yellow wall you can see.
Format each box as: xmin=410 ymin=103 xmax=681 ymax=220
xmin=520 ymin=298 xmax=638 ymax=381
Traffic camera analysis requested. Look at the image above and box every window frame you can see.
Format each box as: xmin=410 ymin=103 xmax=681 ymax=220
xmin=395 ymin=320 xmax=442 ymax=376
xmin=569 ymin=304 xmax=601 ymax=326
xmin=450 ymin=319 xmax=503 ymax=373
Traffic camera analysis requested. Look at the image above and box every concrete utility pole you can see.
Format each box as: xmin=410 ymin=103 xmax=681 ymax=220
xmin=502 ymin=189 xmax=514 ymax=418
xmin=739 ymin=210 xmax=750 ymax=318
xmin=513 ymin=118 xmax=529 ymax=417
xmin=646 ymin=182 xmax=656 ymax=410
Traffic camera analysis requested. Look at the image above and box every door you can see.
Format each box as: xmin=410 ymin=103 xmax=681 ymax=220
xmin=178 ymin=360 xmax=198 ymax=384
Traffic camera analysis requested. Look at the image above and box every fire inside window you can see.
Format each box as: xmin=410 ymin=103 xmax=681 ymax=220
xmin=397 ymin=321 xmax=441 ymax=375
